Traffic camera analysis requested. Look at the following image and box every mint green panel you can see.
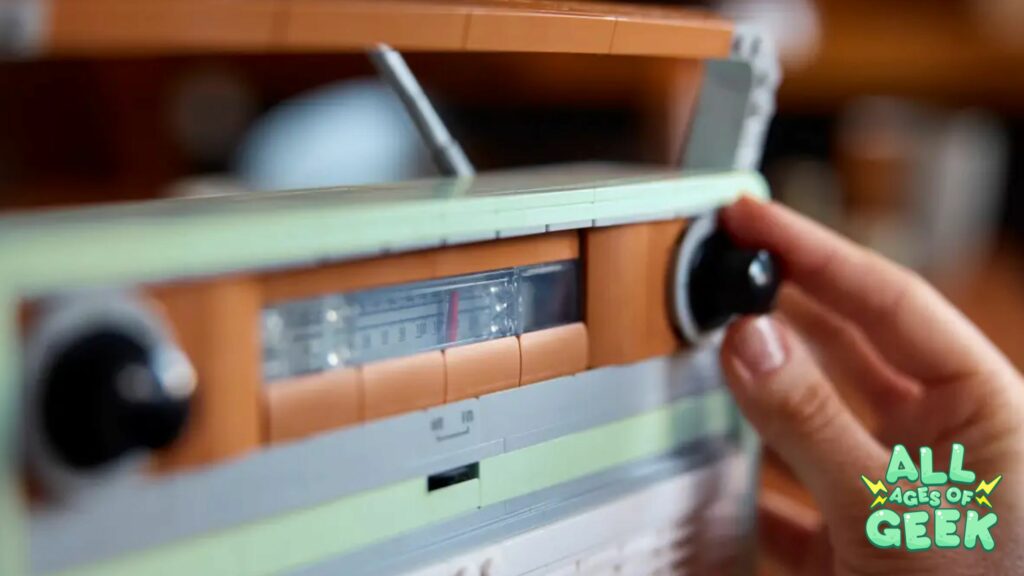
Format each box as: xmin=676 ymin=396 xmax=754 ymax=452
xmin=0 ymin=171 xmax=768 ymax=295
xmin=480 ymin=395 xmax=706 ymax=506
xmin=53 ymin=479 xmax=480 ymax=576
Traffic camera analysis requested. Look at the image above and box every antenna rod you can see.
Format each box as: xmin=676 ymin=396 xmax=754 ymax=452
xmin=368 ymin=45 xmax=475 ymax=178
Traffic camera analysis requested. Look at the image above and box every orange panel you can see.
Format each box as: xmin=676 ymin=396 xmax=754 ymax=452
xmin=284 ymin=0 xmax=469 ymax=51
xmin=41 ymin=0 xmax=732 ymax=58
xmin=610 ymin=16 xmax=733 ymax=60
xmin=48 ymin=0 xmax=281 ymax=54
xmin=585 ymin=224 xmax=650 ymax=366
xmin=645 ymin=220 xmax=688 ymax=357
xmin=519 ymin=322 xmax=588 ymax=385
xmin=262 ymin=250 xmax=435 ymax=304
xmin=261 ymin=231 xmax=579 ymax=303
xmin=150 ymin=277 xmax=263 ymax=471
xmin=444 ymin=336 xmax=521 ymax=401
xmin=586 ymin=221 xmax=686 ymax=367
xmin=434 ymin=231 xmax=578 ymax=277
xmin=465 ymin=11 xmax=615 ymax=54
xmin=264 ymin=368 xmax=362 ymax=444
xmin=362 ymin=351 xmax=446 ymax=421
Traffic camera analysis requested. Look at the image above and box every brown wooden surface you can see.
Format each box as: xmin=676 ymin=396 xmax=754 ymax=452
xmin=43 ymin=0 xmax=732 ymax=59
xmin=782 ymin=0 xmax=1024 ymax=111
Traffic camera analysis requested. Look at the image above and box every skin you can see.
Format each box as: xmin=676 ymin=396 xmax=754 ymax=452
xmin=717 ymin=198 xmax=1024 ymax=575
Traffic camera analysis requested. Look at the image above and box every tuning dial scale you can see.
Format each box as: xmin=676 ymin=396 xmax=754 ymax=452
xmin=23 ymin=293 xmax=195 ymax=498
xmin=673 ymin=212 xmax=781 ymax=343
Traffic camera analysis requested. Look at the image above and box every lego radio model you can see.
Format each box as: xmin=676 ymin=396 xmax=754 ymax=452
xmin=0 ymin=3 xmax=781 ymax=575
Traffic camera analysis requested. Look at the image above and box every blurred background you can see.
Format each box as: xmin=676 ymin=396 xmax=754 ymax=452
xmin=3 ymin=2 xmax=1024 ymax=571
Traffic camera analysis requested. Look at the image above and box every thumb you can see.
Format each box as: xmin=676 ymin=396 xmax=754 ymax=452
xmin=720 ymin=315 xmax=888 ymax=525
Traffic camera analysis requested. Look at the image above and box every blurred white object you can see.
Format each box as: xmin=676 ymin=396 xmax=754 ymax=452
xmin=718 ymin=0 xmax=820 ymax=70
xmin=236 ymin=79 xmax=433 ymax=191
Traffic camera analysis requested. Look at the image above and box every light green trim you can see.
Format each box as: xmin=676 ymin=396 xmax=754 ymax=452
xmin=480 ymin=397 xmax=697 ymax=505
xmin=52 ymin=478 xmax=480 ymax=576
xmin=47 ymin=390 xmax=734 ymax=576
xmin=0 ymin=171 xmax=767 ymax=295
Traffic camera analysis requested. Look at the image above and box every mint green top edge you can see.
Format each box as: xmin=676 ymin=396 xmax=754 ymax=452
xmin=0 ymin=169 xmax=768 ymax=297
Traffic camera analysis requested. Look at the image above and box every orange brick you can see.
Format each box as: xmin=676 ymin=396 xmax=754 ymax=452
xmin=519 ymin=323 xmax=588 ymax=385
xmin=444 ymin=337 xmax=521 ymax=401
xmin=49 ymin=0 xmax=280 ymax=54
xmin=284 ymin=0 xmax=469 ymax=51
xmin=149 ymin=277 xmax=262 ymax=471
xmin=585 ymin=221 xmax=686 ymax=367
xmin=362 ymin=351 xmax=446 ymax=420
xmin=264 ymin=368 xmax=362 ymax=444
xmin=465 ymin=11 xmax=615 ymax=54
xmin=434 ymin=231 xmax=579 ymax=277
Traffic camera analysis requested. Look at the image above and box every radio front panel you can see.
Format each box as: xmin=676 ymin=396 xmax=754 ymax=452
xmin=2 ymin=165 xmax=774 ymax=576
xmin=0 ymin=1 xmax=785 ymax=572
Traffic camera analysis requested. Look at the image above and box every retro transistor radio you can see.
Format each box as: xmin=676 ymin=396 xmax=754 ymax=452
xmin=0 ymin=2 xmax=781 ymax=575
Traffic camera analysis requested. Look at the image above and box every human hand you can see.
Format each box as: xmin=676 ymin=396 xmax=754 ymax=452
xmin=718 ymin=198 xmax=1024 ymax=575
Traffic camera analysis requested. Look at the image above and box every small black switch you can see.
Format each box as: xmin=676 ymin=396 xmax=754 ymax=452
xmin=688 ymin=229 xmax=780 ymax=333
xmin=427 ymin=462 xmax=479 ymax=492
xmin=41 ymin=330 xmax=193 ymax=470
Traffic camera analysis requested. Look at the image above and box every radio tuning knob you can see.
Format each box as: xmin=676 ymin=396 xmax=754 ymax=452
xmin=673 ymin=213 xmax=781 ymax=343
xmin=688 ymin=229 xmax=780 ymax=332
xmin=41 ymin=328 xmax=195 ymax=471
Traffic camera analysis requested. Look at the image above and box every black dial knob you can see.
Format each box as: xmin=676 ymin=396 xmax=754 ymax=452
xmin=688 ymin=229 xmax=780 ymax=333
xmin=40 ymin=329 xmax=194 ymax=470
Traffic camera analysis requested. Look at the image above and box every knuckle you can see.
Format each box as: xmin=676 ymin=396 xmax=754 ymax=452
xmin=767 ymin=376 xmax=838 ymax=438
xmin=864 ymin=257 xmax=930 ymax=322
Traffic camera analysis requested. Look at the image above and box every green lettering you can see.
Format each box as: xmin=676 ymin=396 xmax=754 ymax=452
xmin=920 ymin=447 xmax=948 ymax=485
xmin=949 ymin=443 xmax=975 ymax=484
xmin=904 ymin=489 xmax=918 ymax=507
xmin=889 ymin=486 xmax=903 ymax=505
xmin=960 ymin=489 xmax=975 ymax=507
xmin=934 ymin=509 xmax=961 ymax=549
xmin=964 ymin=510 xmax=997 ymax=551
xmin=886 ymin=445 xmax=919 ymax=483
xmin=945 ymin=486 xmax=961 ymax=506
xmin=866 ymin=509 xmax=901 ymax=549
xmin=904 ymin=511 xmax=931 ymax=551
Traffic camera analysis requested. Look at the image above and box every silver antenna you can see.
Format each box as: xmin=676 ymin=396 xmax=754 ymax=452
xmin=368 ymin=45 xmax=475 ymax=178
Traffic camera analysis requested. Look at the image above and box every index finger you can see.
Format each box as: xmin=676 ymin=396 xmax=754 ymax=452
xmin=720 ymin=197 xmax=1007 ymax=385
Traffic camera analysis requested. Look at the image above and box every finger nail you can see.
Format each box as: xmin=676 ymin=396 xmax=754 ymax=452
xmin=731 ymin=316 xmax=786 ymax=375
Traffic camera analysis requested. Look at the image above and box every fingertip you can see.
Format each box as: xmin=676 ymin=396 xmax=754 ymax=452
xmin=720 ymin=195 xmax=775 ymax=242
xmin=725 ymin=315 xmax=788 ymax=376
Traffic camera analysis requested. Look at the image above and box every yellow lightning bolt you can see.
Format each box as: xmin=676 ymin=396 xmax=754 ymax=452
xmin=977 ymin=475 xmax=1002 ymax=495
xmin=975 ymin=475 xmax=1002 ymax=508
xmin=861 ymin=475 xmax=888 ymax=508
